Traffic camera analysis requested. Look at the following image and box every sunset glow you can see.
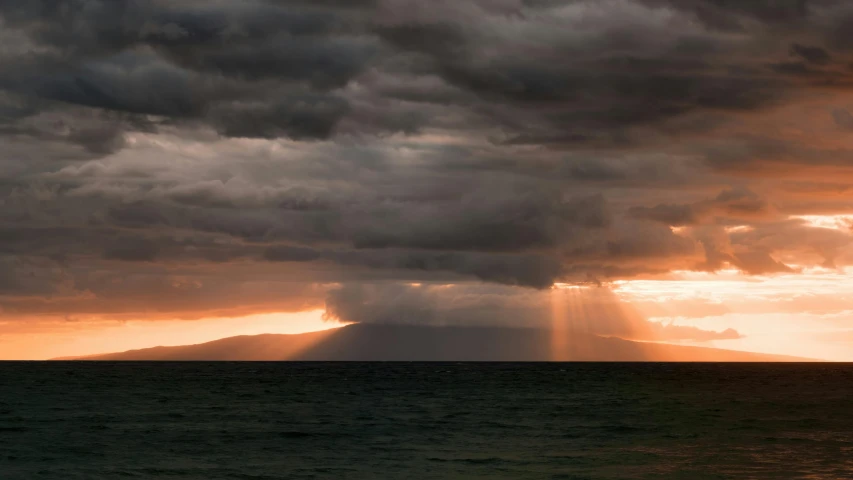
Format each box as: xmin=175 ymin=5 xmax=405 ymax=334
xmin=0 ymin=310 xmax=346 ymax=361
xmin=791 ymin=215 xmax=853 ymax=231
xmin=613 ymin=269 xmax=853 ymax=361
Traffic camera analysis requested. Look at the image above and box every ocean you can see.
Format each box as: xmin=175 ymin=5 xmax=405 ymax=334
xmin=1 ymin=362 xmax=851 ymax=479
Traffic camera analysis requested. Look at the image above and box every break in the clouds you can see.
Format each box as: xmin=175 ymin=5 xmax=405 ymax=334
xmin=3 ymin=0 xmax=853 ymax=347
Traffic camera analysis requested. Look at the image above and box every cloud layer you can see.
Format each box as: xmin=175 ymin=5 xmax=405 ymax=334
xmin=3 ymin=1 xmax=853 ymax=334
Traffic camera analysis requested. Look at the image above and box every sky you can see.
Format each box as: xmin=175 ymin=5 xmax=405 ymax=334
xmin=2 ymin=0 xmax=853 ymax=360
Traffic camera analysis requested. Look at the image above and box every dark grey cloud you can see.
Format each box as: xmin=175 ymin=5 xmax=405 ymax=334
xmin=168 ymin=36 xmax=377 ymax=88
xmin=0 ymin=0 xmax=377 ymax=141
xmin=263 ymin=246 xmax=564 ymax=289
xmin=2 ymin=0 xmax=840 ymax=149
xmin=103 ymin=236 xmax=161 ymax=262
xmin=630 ymin=188 xmax=774 ymax=226
xmin=0 ymin=256 xmax=70 ymax=296
xmin=2 ymin=0 xmax=853 ymax=326
xmin=638 ymin=0 xmax=813 ymax=30
xmin=4 ymin=0 xmax=853 ymax=151
xmin=209 ymin=94 xmax=351 ymax=140
xmin=263 ymin=245 xmax=323 ymax=263
xmin=30 ymin=54 xmax=201 ymax=117
xmin=790 ymin=43 xmax=832 ymax=64
xmin=350 ymin=191 xmax=610 ymax=252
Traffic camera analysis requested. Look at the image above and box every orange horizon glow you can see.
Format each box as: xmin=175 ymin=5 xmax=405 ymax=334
xmin=4 ymin=271 xmax=852 ymax=361
xmin=0 ymin=309 xmax=348 ymax=361
xmin=612 ymin=268 xmax=853 ymax=362
xmin=7 ymin=232 xmax=853 ymax=362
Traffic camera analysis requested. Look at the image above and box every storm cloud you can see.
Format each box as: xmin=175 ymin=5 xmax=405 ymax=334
xmin=3 ymin=0 xmax=853 ymax=333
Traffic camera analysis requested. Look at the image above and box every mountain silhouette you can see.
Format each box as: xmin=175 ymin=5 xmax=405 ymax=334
xmin=55 ymin=324 xmax=813 ymax=361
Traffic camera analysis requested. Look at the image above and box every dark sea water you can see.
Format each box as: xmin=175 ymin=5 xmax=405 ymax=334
xmin=1 ymin=363 xmax=851 ymax=479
